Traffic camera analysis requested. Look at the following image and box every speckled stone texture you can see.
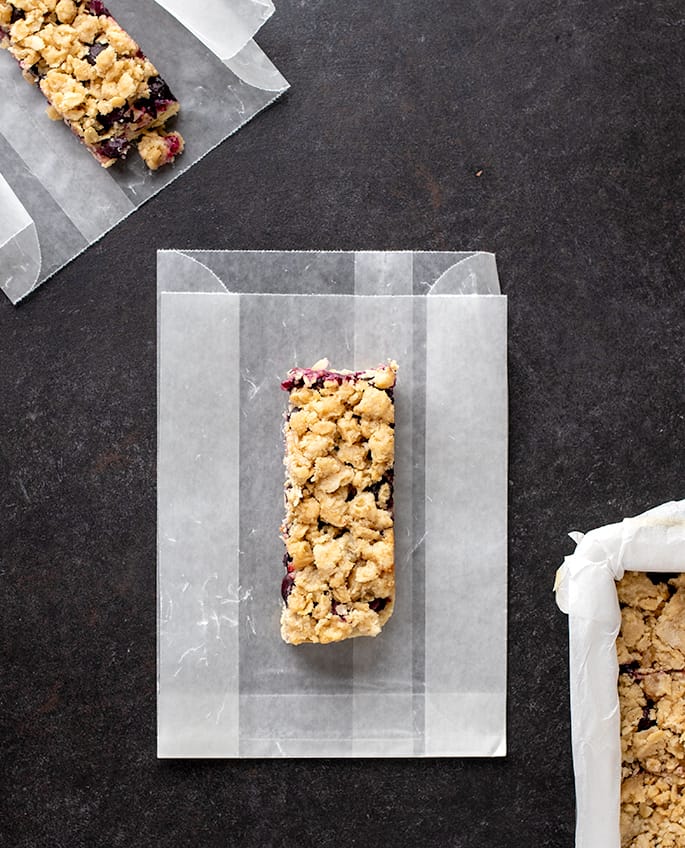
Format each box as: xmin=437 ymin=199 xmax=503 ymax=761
xmin=0 ymin=1 xmax=683 ymax=846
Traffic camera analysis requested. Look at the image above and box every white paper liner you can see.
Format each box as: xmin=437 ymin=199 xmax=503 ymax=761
xmin=156 ymin=250 xmax=508 ymax=758
xmin=554 ymin=498 xmax=685 ymax=848
xmin=0 ymin=0 xmax=287 ymax=305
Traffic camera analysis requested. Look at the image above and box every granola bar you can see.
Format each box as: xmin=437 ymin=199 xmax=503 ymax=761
xmin=0 ymin=0 xmax=183 ymax=169
xmin=280 ymin=359 xmax=397 ymax=645
xmin=617 ymin=572 xmax=685 ymax=847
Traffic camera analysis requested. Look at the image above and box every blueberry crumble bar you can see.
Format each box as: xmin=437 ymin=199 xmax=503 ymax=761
xmin=0 ymin=0 xmax=183 ymax=169
xmin=617 ymin=572 xmax=685 ymax=847
xmin=280 ymin=359 xmax=397 ymax=645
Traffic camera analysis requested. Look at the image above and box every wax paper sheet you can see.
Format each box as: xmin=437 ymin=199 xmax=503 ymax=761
xmin=157 ymin=250 xmax=508 ymax=758
xmin=0 ymin=0 xmax=287 ymax=305
xmin=555 ymin=499 xmax=685 ymax=848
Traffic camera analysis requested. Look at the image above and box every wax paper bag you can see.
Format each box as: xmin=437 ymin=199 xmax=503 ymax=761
xmin=0 ymin=0 xmax=287 ymax=304
xmin=157 ymin=250 xmax=508 ymax=758
xmin=555 ymin=499 xmax=685 ymax=847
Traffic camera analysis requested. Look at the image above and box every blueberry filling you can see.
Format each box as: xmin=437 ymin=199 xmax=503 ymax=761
xmin=133 ymin=102 xmax=155 ymax=120
xmin=10 ymin=7 xmax=25 ymax=23
xmin=368 ymin=470 xmax=394 ymax=510
xmin=333 ymin=602 xmax=347 ymax=621
xmin=97 ymin=105 xmax=131 ymax=130
xmin=646 ymin=572 xmax=680 ymax=587
xmin=23 ymin=63 xmax=41 ymax=81
xmin=283 ymin=372 xmax=347 ymax=391
xmin=367 ymin=480 xmax=382 ymax=497
xmin=369 ymin=598 xmax=388 ymax=613
xmin=635 ymin=696 xmax=657 ymax=732
xmin=636 ymin=699 xmax=657 ymax=732
xmin=147 ymin=76 xmax=175 ymax=101
xmin=134 ymin=77 xmax=176 ymax=119
xmin=85 ymin=42 xmax=108 ymax=65
xmin=311 ymin=374 xmax=345 ymax=389
xmin=619 ymin=660 xmax=640 ymax=674
xmin=96 ymin=136 xmax=131 ymax=160
xmin=281 ymin=573 xmax=295 ymax=602
xmin=283 ymin=553 xmax=293 ymax=573
xmin=281 ymin=366 xmax=394 ymax=393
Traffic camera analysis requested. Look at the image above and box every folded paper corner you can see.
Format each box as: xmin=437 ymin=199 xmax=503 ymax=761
xmin=428 ymin=251 xmax=501 ymax=296
xmin=157 ymin=250 xmax=229 ymax=295
xmin=0 ymin=175 xmax=42 ymax=306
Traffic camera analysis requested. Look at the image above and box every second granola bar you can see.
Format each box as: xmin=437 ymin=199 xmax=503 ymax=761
xmin=0 ymin=0 xmax=184 ymax=169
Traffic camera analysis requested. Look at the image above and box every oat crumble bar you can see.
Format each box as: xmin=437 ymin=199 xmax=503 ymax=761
xmin=280 ymin=359 xmax=397 ymax=645
xmin=0 ymin=0 xmax=184 ymax=169
xmin=617 ymin=572 xmax=685 ymax=847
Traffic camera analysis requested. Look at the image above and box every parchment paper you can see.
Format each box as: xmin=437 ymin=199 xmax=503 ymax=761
xmin=157 ymin=250 xmax=508 ymax=758
xmin=0 ymin=0 xmax=287 ymax=305
xmin=555 ymin=499 xmax=685 ymax=848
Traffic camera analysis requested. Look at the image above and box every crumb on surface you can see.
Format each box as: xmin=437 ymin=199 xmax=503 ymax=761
xmin=137 ymin=128 xmax=183 ymax=169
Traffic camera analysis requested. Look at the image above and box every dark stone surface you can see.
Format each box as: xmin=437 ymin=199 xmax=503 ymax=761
xmin=0 ymin=1 xmax=683 ymax=845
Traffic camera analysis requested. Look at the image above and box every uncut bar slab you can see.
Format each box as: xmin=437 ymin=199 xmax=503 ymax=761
xmin=617 ymin=572 xmax=685 ymax=847
xmin=280 ymin=361 xmax=397 ymax=646
xmin=0 ymin=0 xmax=183 ymax=169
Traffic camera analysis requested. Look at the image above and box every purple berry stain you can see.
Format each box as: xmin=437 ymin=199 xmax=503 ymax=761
xmin=97 ymin=105 xmax=130 ymax=130
xmin=165 ymin=134 xmax=182 ymax=157
xmin=281 ymin=573 xmax=295 ymax=603
xmin=133 ymin=77 xmax=176 ymax=120
xmin=97 ymin=136 xmax=131 ymax=160
xmin=88 ymin=0 xmax=110 ymax=15
xmin=369 ymin=598 xmax=388 ymax=613
xmin=333 ymin=603 xmax=347 ymax=621
xmin=637 ymin=713 xmax=656 ymax=732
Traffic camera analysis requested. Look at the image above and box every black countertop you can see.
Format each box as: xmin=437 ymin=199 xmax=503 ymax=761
xmin=1 ymin=1 xmax=683 ymax=845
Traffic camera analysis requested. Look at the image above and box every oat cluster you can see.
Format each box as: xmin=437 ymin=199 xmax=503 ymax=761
xmin=281 ymin=362 xmax=397 ymax=645
xmin=617 ymin=572 xmax=685 ymax=847
xmin=0 ymin=0 xmax=183 ymax=168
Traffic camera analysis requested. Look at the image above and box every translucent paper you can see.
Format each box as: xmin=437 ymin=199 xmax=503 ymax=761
xmin=555 ymin=499 xmax=685 ymax=848
xmin=157 ymin=250 xmax=508 ymax=758
xmin=0 ymin=0 xmax=287 ymax=304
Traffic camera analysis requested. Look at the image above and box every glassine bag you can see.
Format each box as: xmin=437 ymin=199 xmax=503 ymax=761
xmin=157 ymin=250 xmax=508 ymax=758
